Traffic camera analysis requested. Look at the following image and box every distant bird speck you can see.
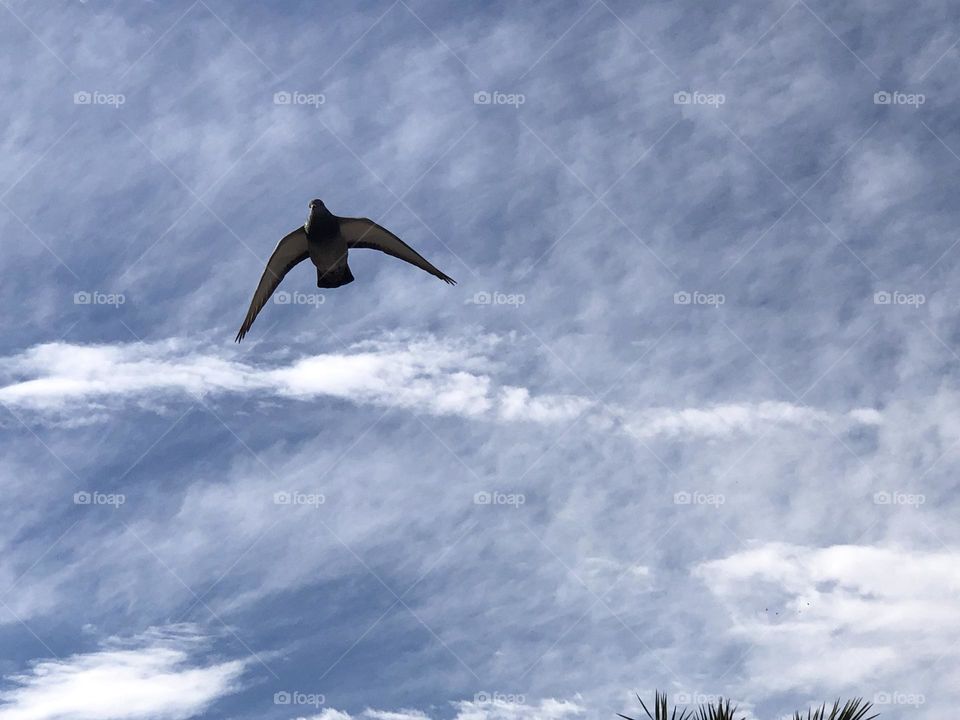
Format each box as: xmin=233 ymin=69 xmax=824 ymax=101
xmin=236 ymin=199 xmax=456 ymax=341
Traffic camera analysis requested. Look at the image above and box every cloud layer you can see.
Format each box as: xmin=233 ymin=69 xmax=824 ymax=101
xmin=0 ymin=337 xmax=880 ymax=443
xmin=3 ymin=1 xmax=960 ymax=719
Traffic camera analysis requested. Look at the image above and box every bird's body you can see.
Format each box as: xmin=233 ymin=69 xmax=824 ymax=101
xmin=235 ymin=199 xmax=455 ymax=341
xmin=305 ymin=204 xmax=353 ymax=288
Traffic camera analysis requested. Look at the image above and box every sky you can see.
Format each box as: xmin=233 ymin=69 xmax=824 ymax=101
xmin=1 ymin=0 xmax=959 ymax=719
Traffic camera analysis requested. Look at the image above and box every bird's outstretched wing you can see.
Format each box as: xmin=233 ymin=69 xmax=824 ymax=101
xmin=235 ymin=227 xmax=309 ymax=342
xmin=339 ymin=217 xmax=456 ymax=285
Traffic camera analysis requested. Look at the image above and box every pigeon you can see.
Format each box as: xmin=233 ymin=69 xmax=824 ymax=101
xmin=235 ymin=199 xmax=456 ymax=341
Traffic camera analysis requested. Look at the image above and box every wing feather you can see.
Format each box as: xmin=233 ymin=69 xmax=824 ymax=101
xmin=339 ymin=217 xmax=456 ymax=285
xmin=235 ymin=227 xmax=309 ymax=342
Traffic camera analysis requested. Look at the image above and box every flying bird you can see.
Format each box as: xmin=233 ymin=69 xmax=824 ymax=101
xmin=236 ymin=199 xmax=455 ymax=341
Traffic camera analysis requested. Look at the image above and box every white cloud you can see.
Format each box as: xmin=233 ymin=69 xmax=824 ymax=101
xmin=0 ymin=338 xmax=880 ymax=444
xmin=452 ymin=698 xmax=585 ymax=720
xmin=695 ymin=543 xmax=960 ymax=692
xmin=298 ymin=698 xmax=584 ymax=720
xmin=0 ymin=337 xmax=492 ymax=418
xmin=0 ymin=626 xmax=247 ymax=720
xmin=498 ymin=386 xmax=591 ymax=423
xmin=622 ymin=401 xmax=880 ymax=440
xmin=362 ymin=711 xmax=431 ymax=720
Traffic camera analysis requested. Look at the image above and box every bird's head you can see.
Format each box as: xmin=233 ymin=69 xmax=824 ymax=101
xmin=309 ymin=199 xmax=325 ymax=212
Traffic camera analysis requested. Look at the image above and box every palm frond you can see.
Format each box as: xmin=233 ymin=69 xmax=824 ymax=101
xmin=694 ymin=697 xmax=745 ymax=720
xmin=618 ymin=691 xmax=693 ymax=720
xmin=622 ymin=692 xmax=877 ymax=720
xmin=791 ymin=698 xmax=877 ymax=720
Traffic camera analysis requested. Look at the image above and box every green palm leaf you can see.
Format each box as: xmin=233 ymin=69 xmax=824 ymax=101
xmin=618 ymin=691 xmax=693 ymax=720
xmin=791 ymin=698 xmax=877 ymax=720
xmin=694 ymin=697 xmax=745 ymax=720
xmin=620 ymin=692 xmax=878 ymax=720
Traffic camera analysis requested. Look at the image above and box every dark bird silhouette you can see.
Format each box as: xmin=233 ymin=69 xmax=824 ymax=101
xmin=236 ymin=199 xmax=455 ymax=341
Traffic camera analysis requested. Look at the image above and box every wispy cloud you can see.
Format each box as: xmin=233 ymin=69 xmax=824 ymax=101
xmin=4 ymin=0 xmax=960 ymax=718
xmin=0 ymin=337 xmax=880 ymax=442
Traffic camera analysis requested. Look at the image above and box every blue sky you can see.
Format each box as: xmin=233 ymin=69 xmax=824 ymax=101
xmin=1 ymin=1 xmax=959 ymax=718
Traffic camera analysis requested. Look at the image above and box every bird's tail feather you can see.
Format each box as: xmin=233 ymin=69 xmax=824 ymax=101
xmin=317 ymin=263 xmax=355 ymax=288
